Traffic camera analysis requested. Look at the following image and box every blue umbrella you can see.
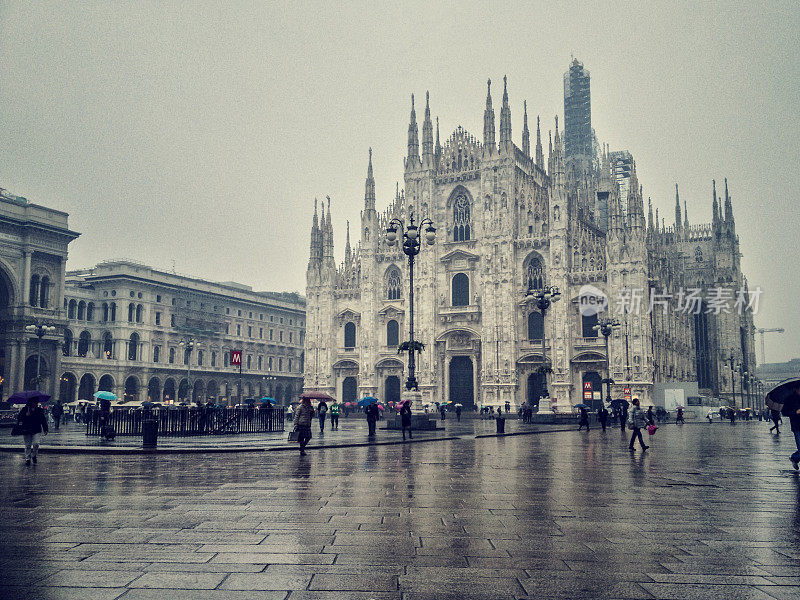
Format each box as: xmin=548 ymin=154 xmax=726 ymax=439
xmin=574 ymin=403 xmax=590 ymax=409
xmin=358 ymin=397 xmax=378 ymax=407
xmin=260 ymin=397 xmax=276 ymax=403
xmin=93 ymin=391 xmax=117 ymax=401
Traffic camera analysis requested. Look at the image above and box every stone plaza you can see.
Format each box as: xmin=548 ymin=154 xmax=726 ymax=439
xmin=2 ymin=421 xmax=799 ymax=599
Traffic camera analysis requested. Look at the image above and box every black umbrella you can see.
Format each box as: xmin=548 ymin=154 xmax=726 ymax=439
xmin=766 ymin=377 xmax=800 ymax=408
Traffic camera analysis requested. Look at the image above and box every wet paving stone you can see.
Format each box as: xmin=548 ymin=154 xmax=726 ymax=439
xmin=3 ymin=422 xmax=800 ymax=598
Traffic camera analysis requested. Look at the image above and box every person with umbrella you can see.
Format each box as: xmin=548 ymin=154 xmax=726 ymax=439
xmin=15 ymin=395 xmax=49 ymax=465
xmin=597 ymin=404 xmax=609 ymax=431
xmin=364 ymin=399 xmax=379 ymax=437
xmin=771 ymin=379 xmax=800 ymax=470
xmin=399 ymin=399 xmax=413 ymax=440
xmin=577 ymin=405 xmax=590 ymax=431
xmin=455 ymin=403 xmax=462 ymax=422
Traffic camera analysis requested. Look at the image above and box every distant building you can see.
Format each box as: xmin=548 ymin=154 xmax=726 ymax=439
xmin=757 ymin=358 xmax=800 ymax=389
xmin=60 ymin=261 xmax=305 ymax=405
xmin=0 ymin=188 xmax=79 ymax=399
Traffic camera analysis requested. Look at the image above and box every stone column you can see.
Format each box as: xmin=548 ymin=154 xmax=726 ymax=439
xmin=22 ymin=250 xmax=31 ymax=308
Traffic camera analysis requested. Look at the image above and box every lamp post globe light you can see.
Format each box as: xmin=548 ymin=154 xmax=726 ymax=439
xmin=523 ymin=285 xmax=561 ymax=403
xmin=385 ymin=208 xmax=436 ymax=395
xmin=593 ymin=317 xmax=621 ymax=407
xmin=25 ymin=322 xmax=57 ymax=390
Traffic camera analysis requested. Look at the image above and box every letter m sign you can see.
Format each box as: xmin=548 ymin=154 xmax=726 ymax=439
xmin=230 ymin=350 xmax=242 ymax=366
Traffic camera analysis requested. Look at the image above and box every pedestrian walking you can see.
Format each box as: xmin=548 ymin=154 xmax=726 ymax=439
xmin=455 ymin=404 xmax=462 ymax=422
xmin=769 ymin=409 xmax=781 ymax=434
xmin=597 ymin=406 xmax=608 ymax=431
xmin=646 ymin=406 xmax=655 ymax=426
xmin=293 ymin=397 xmax=313 ymax=456
xmin=676 ymin=407 xmax=685 ymax=424
xmin=620 ymin=404 xmax=629 ymax=433
xmin=400 ymin=400 xmax=413 ymax=440
xmin=317 ymin=399 xmax=328 ymax=433
xmin=16 ymin=397 xmax=49 ymax=465
xmin=440 ymin=405 xmax=446 ymax=421
xmin=578 ymin=407 xmax=590 ymax=431
xmin=777 ymin=382 xmax=800 ymax=470
xmin=329 ymin=401 xmax=339 ymax=430
xmin=51 ymin=400 xmax=64 ymax=430
xmin=627 ymin=398 xmax=649 ymax=451
xmin=707 ymin=409 xmax=714 ymax=423
xmin=365 ymin=402 xmax=379 ymax=437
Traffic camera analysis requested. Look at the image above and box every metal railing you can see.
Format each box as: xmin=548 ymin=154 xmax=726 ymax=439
xmin=85 ymin=406 xmax=284 ymax=437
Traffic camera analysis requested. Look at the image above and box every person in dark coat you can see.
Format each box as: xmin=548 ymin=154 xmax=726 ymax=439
xmin=293 ymin=397 xmax=313 ymax=456
xmin=770 ymin=409 xmax=782 ymax=434
xmin=676 ymin=407 xmax=685 ymax=424
xmin=365 ymin=402 xmax=379 ymax=436
xmin=646 ymin=406 xmax=655 ymax=426
xmin=620 ymin=403 xmax=629 ymax=433
xmin=50 ymin=400 xmax=64 ymax=429
xmin=400 ymin=400 xmax=413 ymax=440
xmin=597 ymin=406 xmax=609 ymax=431
xmin=439 ymin=405 xmax=446 ymax=421
xmin=17 ymin=397 xmax=48 ymax=465
xmin=780 ymin=382 xmax=800 ymax=470
xmin=455 ymin=404 xmax=462 ymax=422
xmin=317 ymin=400 xmax=328 ymax=434
xmin=578 ymin=407 xmax=590 ymax=431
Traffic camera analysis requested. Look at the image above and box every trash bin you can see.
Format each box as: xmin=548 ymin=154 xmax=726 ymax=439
xmin=496 ymin=416 xmax=506 ymax=434
xmin=142 ymin=419 xmax=158 ymax=449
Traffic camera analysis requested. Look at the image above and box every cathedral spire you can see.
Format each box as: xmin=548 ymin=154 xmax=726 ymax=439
xmin=407 ymin=94 xmax=419 ymax=165
xmin=309 ymin=197 xmax=321 ymax=262
xmin=675 ymin=183 xmax=682 ymax=233
xmin=684 ymin=199 xmax=689 ymax=230
xmin=712 ymin=179 xmax=720 ymax=228
xmin=521 ymin=100 xmax=530 ymax=157
xmin=435 ymin=116 xmax=441 ymax=155
xmin=648 ymin=197 xmax=654 ymax=231
xmin=364 ymin=147 xmax=375 ymax=212
xmin=499 ymin=75 xmax=512 ymax=149
xmin=344 ymin=220 xmax=352 ymax=264
xmin=724 ymin=177 xmax=733 ymax=222
xmin=483 ymin=78 xmax=495 ymax=154
xmin=535 ymin=115 xmax=544 ymax=167
xmin=421 ymin=91 xmax=433 ymax=164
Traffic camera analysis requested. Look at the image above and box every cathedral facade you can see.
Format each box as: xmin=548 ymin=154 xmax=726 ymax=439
xmin=304 ymin=77 xmax=756 ymax=410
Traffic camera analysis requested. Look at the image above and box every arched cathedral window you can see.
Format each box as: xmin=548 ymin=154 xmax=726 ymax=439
xmin=695 ymin=247 xmax=703 ymax=262
xmin=524 ymin=257 xmax=544 ymax=291
xmin=453 ymin=194 xmax=471 ymax=242
xmin=386 ymin=268 xmax=402 ymax=300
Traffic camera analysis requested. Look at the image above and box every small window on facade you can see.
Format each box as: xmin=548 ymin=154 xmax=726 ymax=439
xmin=344 ymin=322 xmax=356 ymax=348
xmin=153 ymin=345 xmax=160 ymax=363
xmin=451 ymin=273 xmax=469 ymax=306
xmin=387 ymin=319 xmax=399 ymax=346
xmin=155 ymin=312 xmax=161 ymax=325
xmin=169 ymin=347 xmax=175 ymax=363
xmin=237 ymin=324 xmax=241 ymax=336
xmin=156 ymin=295 xmax=161 ymax=302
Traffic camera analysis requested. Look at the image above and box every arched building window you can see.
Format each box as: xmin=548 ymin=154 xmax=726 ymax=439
xmin=78 ymin=331 xmax=91 ymax=357
xmin=344 ymin=322 xmax=356 ymax=349
xmin=39 ymin=276 xmax=50 ymax=308
xmin=387 ymin=319 xmax=399 ymax=347
xmin=29 ymin=275 xmax=40 ymax=307
xmin=63 ymin=329 xmax=73 ymax=356
xmin=453 ymin=193 xmax=471 ymax=241
xmin=128 ymin=303 xmax=135 ymax=322
xmin=102 ymin=303 xmax=109 ymax=321
xmin=68 ymin=299 xmax=76 ymax=319
xmin=136 ymin=304 xmax=143 ymax=323
xmin=103 ymin=332 xmax=113 ymax=359
xmin=77 ymin=301 xmax=86 ymax=320
xmin=524 ymin=255 xmax=545 ymax=290
xmin=452 ymin=273 xmax=469 ymax=306
xmin=86 ymin=302 xmax=94 ymax=321
xmin=169 ymin=347 xmax=175 ymax=364
xmin=695 ymin=247 xmax=703 ymax=262
xmin=528 ymin=311 xmax=544 ymax=341
xmin=128 ymin=333 xmax=139 ymax=361
xmin=386 ymin=268 xmax=402 ymax=300
xmin=110 ymin=302 xmax=116 ymax=321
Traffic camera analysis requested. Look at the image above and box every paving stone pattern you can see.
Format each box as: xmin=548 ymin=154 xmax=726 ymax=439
xmin=2 ymin=422 xmax=799 ymax=599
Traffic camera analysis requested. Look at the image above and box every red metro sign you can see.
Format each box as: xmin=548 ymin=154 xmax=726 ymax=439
xmin=230 ymin=350 xmax=242 ymax=366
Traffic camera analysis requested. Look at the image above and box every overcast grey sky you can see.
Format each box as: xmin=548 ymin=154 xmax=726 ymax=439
xmin=1 ymin=1 xmax=798 ymax=362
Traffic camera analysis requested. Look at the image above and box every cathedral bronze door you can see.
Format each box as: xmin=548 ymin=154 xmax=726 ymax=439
xmin=385 ymin=376 xmax=401 ymax=405
xmin=449 ymin=356 xmax=474 ymax=407
xmin=342 ymin=376 xmax=358 ymax=403
xmin=527 ymin=372 xmax=545 ymax=407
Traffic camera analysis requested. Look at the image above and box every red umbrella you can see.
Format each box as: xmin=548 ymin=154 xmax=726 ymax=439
xmin=299 ymin=391 xmax=334 ymax=401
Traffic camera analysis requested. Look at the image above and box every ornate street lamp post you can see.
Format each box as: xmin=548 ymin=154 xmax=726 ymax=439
xmin=593 ymin=317 xmax=621 ymax=406
xmin=727 ymin=354 xmax=738 ymax=408
xmin=523 ymin=285 xmax=561 ymax=400
xmin=179 ymin=338 xmax=199 ymax=402
xmin=385 ymin=209 xmax=436 ymax=392
xmin=25 ymin=322 xmax=57 ymax=390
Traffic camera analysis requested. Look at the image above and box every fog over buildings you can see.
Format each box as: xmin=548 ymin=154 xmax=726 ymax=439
xmin=1 ymin=1 xmax=798 ymax=362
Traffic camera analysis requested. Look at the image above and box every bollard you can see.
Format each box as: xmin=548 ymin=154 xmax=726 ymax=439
xmin=142 ymin=419 xmax=158 ymax=449
xmin=496 ymin=416 xmax=506 ymax=434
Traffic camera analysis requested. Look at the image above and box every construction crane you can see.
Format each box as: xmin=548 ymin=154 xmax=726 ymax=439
xmin=757 ymin=328 xmax=785 ymax=365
